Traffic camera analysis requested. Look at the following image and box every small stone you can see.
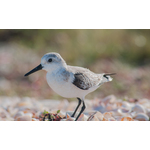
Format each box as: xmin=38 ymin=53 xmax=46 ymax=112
xmin=18 ymin=101 xmax=32 ymax=107
xmin=89 ymin=115 xmax=99 ymax=121
xmin=14 ymin=111 xmax=24 ymax=119
xmin=131 ymin=104 xmax=146 ymax=114
xmin=58 ymin=111 xmax=66 ymax=118
xmin=122 ymin=101 xmax=131 ymax=109
xmin=139 ymin=99 xmax=149 ymax=105
xmin=94 ymin=102 xmax=106 ymax=113
xmin=88 ymin=111 xmax=106 ymax=121
xmin=61 ymin=117 xmax=75 ymax=121
xmin=95 ymin=111 xmax=104 ymax=121
xmin=115 ymin=116 xmax=123 ymax=121
xmin=121 ymin=117 xmax=134 ymax=121
xmin=0 ymin=108 xmax=10 ymax=118
xmin=24 ymin=113 xmax=33 ymax=118
xmin=134 ymin=113 xmax=149 ymax=121
xmin=16 ymin=115 xmax=32 ymax=121
xmin=108 ymin=117 xmax=116 ymax=121
xmin=103 ymin=112 xmax=113 ymax=120
xmin=146 ymin=109 xmax=150 ymax=118
xmin=34 ymin=111 xmax=41 ymax=119
xmin=32 ymin=118 xmax=39 ymax=121
xmin=78 ymin=114 xmax=88 ymax=121
xmin=101 ymin=95 xmax=116 ymax=105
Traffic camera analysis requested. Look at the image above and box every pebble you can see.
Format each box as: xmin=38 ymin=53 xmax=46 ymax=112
xmin=103 ymin=112 xmax=113 ymax=120
xmin=94 ymin=111 xmax=104 ymax=121
xmin=131 ymin=104 xmax=146 ymax=114
xmin=16 ymin=115 xmax=32 ymax=121
xmin=121 ymin=117 xmax=134 ymax=121
xmin=78 ymin=114 xmax=88 ymax=121
xmin=0 ymin=95 xmax=150 ymax=121
xmin=89 ymin=115 xmax=99 ymax=121
xmin=134 ymin=113 xmax=149 ymax=121
xmin=94 ymin=102 xmax=106 ymax=113
xmin=14 ymin=111 xmax=24 ymax=119
xmin=101 ymin=95 xmax=116 ymax=105
xmin=24 ymin=113 xmax=33 ymax=118
xmin=32 ymin=118 xmax=39 ymax=121
xmin=122 ymin=101 xmax=131 ymax=109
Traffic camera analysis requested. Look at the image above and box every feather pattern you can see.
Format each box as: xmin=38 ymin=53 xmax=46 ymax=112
xmin=68 ymin=66 xmax=115 ymax=90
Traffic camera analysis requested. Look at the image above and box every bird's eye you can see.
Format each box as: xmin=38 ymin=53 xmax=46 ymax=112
xmin=48 ymin=58 xmax=52 ymax=62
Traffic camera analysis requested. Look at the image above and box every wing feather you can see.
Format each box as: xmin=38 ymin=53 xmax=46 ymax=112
xmin=73 ymin=72 xmax=92 ymax=90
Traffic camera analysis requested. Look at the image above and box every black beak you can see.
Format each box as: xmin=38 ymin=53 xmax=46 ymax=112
xmin=24 ymin=64 xmax=43 ymax=76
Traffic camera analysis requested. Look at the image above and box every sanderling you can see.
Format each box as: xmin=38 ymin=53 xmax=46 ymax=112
xmin=24 ymin=52 xmax=115 ymax=121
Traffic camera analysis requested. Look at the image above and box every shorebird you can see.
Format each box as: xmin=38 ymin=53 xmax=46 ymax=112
xmin=24 ymin=52 xmax=115 ymax=121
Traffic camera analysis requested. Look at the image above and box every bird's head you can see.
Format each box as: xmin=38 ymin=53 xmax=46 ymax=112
xmin=24 ymin=52 xmax=66 ymax=76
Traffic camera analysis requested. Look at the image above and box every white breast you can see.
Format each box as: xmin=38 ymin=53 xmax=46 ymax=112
xmin=46 ymin=71 xmax=99 ymax=99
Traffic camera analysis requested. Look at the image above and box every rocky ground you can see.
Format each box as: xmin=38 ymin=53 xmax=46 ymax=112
xmin=0 ymin=95 xmax=149 ymax=121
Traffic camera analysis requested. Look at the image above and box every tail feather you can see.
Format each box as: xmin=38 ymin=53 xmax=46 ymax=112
xmin=98 ymin=73 xmax=116 ymax=86
xmin=103 ymin=73 xmax=116 ymax=82
xmin=104 ymin=73 xmax=116 ymax=76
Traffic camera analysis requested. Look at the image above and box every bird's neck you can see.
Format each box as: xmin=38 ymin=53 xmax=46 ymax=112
xmin=47 ymin=64 xmax=67 ymax=75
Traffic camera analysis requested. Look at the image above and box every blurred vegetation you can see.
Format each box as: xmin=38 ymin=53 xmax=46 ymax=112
xmin=0 ymin=29 xmax=150 ymax=100
xmin=1 ymin=29 xmax=150 ymax=66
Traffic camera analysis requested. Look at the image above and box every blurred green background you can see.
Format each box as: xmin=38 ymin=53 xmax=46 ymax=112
xmin=0 ymin=29 xmax=150 ymax=100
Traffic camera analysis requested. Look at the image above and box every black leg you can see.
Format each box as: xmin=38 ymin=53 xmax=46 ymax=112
xmin=43 ymin=115 xmax=45 ymax=121
xmin=48 ymin=114 xmax=51 ymax=121
xmin=75 ymin=101 xmax=86 ymax=121
xmin=71 ymin=98 xmax=82 ymax=117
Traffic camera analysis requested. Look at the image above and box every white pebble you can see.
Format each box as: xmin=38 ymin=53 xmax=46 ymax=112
xmin=15 ymin=115 xmax=32 ymax=121
xmin=134 ymin=113 xmax=149 ymax=121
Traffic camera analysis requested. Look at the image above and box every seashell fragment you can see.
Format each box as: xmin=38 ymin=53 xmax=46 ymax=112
xmin=101 ymin=95 xmax=116 ymax=105
xmin=115 ymin=116 xmax=123 ymax=121
xmin=93 ymin=104 xmax=106 ymax=113
xmin=0 ymin=109 xmax=10 ymax=118
xmin=61 ymin=114 xmax=75 ymax=121
xmin=103 ymin=118 xmax=108 ymax=121
xmin=103 ymin=112 xmax=113 ymax=120
xmin=78 ymin=114 xmax=88 ymax=121
xmin=108 ymin=117 xmax=116 ymax=121
xmin=14 ymin=111 xmax=24 ymax=119
xmin=62 ymin=118 xmax=75 ymax=121
xmin=16 ymin=115 xmax=32 ymax=121
xmin=7 ymin=107 xmax=19 ymax=117
xmin=131 ymin=104 xmax=146 ymax=114
xmin=134 ymin=113 xmax=149 ymax=121
xmin=32 ymin=118 xmax=39 ymax=121
xmin=87 ymin=111 xmax=104 ymax=121
xmin=146 ymin=109 xmax=150 ymax=118
xmin=121 ymin=117 xmax=134 ymax=121
xmin=94 ymin=111 xmax=104 ymax=121
xmin=60 ymin=113 xmax=75 ymax=121
xmin=58 ymin=111 xmax=66 ymax=118
xmin=24 ymin=113 xmax=33 ymax=118
xmin=106 ymin=103 xmax=114 ymax=111
xmin=66 ymin=111 xmax=74 ymax=117
xmin=66 ymin=113 xmax=71 ymax=119
xmin=87 ymin=112 xmax=97 ymax=121
xmin=18 ymin=101 xmax=32 ymax=107
xmin=139 ymin=99 xmax=149 ymax=105
xmin=122 ymin=101 xmax=131 ymax=109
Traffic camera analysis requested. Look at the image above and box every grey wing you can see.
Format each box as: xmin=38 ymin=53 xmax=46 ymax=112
xmin=72 ymin=72 xmax=115 ymax=89
xmin=73 ymin=72 xmax=93 ymax=90
xmin=68 ymin=66 xmax=112 ymax=90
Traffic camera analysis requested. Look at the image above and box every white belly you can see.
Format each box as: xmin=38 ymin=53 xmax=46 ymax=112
xmin=46 ymin=72 xmax=99 ymax=99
